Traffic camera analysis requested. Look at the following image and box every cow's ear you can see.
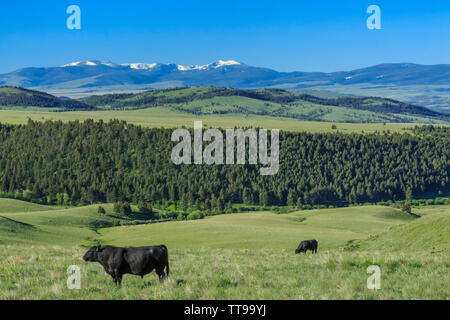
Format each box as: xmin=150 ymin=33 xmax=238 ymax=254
xmin=96 ymin=244 xmax=102 ymax=252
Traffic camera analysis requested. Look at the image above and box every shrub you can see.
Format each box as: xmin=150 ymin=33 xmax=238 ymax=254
xmin=122 ymin=202 xmax=132 ymax=216
xmin=97 ymin=206 xmax=106 ymax=215
xmin=187 ymin=212 xmax=201 ymax=220
xmin=113 ymin=201 xmax=131 ymax=216
xmin=401 ymin=202 xmax=412 ymax=214
xmin=167 ymin=204 xmax=177 ymax=212
xmin=138 ymin=200 xmax=147 ymax=213
xmin=113 ymin=201 xmax=122 ymax=215
xmin=23 ymin=190 xmax=38 ymax=200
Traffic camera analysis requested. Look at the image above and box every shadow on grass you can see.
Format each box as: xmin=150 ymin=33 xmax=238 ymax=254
xmin=106 ymin=212 xmax=154 ymax=221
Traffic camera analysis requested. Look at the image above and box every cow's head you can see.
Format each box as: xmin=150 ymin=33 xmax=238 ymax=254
xmin=295 ymin=245 xmax=305 ymax=254
xmin=83 ymin=244 xmax=103 ymax=262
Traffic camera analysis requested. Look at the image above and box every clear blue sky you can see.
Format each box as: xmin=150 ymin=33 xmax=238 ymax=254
xmin=0 ymin=0 xmax=449 ymax=73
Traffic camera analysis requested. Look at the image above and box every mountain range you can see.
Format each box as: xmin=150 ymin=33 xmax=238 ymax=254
xmin=1 ymin=60 xmax=449 ymax=112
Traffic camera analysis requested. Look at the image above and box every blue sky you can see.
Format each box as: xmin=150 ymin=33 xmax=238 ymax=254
xmin=0 ymin=0 xmax=449 ymax=73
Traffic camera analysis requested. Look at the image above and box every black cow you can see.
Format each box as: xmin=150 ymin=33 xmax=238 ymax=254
xmin=83 ymin=244 xmax=169 ymax=286
xmin=295 ymin=240 xmax=318 ymax=254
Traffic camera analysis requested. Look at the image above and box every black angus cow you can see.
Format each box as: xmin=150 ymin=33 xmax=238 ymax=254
xmin=295 ymin=240 xmax=318 ymax=254
xmin=83 ymin=244 xmax=169 ymax=286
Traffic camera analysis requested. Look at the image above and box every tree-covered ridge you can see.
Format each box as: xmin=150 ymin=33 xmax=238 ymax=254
xmin=0 ymin=86 xmax=94 ymax=110
xmin=0 ymin=86 xmax=448 ymax=123
xmin=0 ymin=120 xmax=448 ymax=208
xmin=82 ymin=86 xmax=449 ymax=122
xmin=82 ymin=87 xmax=298 ymax=107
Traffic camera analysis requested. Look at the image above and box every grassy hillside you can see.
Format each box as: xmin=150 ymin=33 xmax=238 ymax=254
xmin=0 ymin=108 xmax=430 ymax=133
xmin=356 ymin=208 xmax=449 ymax=253
xmin=1 ymin=86 xmax=447 ymax=123
xmin=0 ymin=198 xmax=55 ymax=213
xmin=0 ymin=199 xmax=448 ymax=299
xmin=82 ymin=87 xmax=448 ymax=124
xmin=0 ymin=199 xmax=415 ymax=249
xmin=0 ymin=86 xmax=94 ymax=111
xmin=0 ymin=199 xmax=438 ymax=252
xmin=98 ymin=206 xmax=414 ymax=250
xmin=303 ymin=83 xmax=450 ymax=114
xmin=0 ymin=200 xmax=151 ymax=246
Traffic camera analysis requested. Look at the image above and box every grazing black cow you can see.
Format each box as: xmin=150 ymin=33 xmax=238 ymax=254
xmin=295 ymin=240 xmax=318 ymax=254
xmin=83 ymin=244 xmax=169 ymax=286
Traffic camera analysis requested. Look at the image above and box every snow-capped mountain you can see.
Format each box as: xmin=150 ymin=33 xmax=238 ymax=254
xmin=62 ymin=60 xmax=119 ymax=67
xmin=122 ymin=63 xmax=159 ymax=70
xmin=0 ymin=59 xmax=252 ymax=88
xmin=1 ymin=60 xmax=450 ymax=112
xmin=61 ymin=59 xmax=242 ymax=71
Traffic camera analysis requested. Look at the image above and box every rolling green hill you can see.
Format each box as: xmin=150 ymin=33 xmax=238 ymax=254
xmin=0 ymin=198 xmax=55 ymax=213
xmin=0 ymin=198 xmax=448 ymax=299
xmin=98 ymin=206 xmax=415 ymax=250
xmin=1 ymin=86 xmax=448 ymax=123
xmin=356 ymin=207 xmax=449 ymax=253
xmin=0 ymin=200 xmax=152 ymax=246
xmin=0 ymin=86 xmax=94 ymax=111
xmin=82 ymin=87 xmax=449 ymax=124
xmin=0 ymin=199 xmax=422 ymax=250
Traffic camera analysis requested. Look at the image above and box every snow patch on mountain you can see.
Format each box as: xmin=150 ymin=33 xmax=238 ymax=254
xmin=62 ymin=60 xmax=118 ymax=67
xmin=61 ymin=60 xmax=241 ymax=71
xmin=212 ymin=60 xmax=241 ymax=68
xmin=176 ymin=60 xmax=241 ymax=71
xmin=122 ymin=63 xmax=158 ymax=70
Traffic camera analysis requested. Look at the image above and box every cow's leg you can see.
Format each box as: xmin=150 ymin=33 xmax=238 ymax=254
xmin=111 ymin=270 xmax=122 ymax=287
xmin=156 ymin=267 xmax=166 ymax=283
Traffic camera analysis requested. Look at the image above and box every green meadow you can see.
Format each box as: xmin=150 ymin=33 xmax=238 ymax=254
xmin=0 ymin=108 xmax=426 ymax=133
xmin=0 ymin=198 xmax=448 ymax=299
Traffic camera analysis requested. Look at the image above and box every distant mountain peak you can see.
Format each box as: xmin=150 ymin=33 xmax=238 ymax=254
xmin=173 ymin=60 xmax=242 ymax=71
xmin=122 ymin=62 xmax=159 ymax=70
xmin=61 ymin=59 xmax=242 ymax=71
xmin=62 ymin=60 xmax=118 ymax=67
xmin=208 ymin=60 xmax=241 ymax=69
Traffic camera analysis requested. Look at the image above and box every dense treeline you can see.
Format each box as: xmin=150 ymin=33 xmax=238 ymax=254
xmin=0 ymin=86 xmax=94 ymax=110
xmin=0 ymin=120 xmax=448 ymax=208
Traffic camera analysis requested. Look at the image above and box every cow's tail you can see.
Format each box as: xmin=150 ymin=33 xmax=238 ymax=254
xmin=166 ymin=259 xmax=170 ymax=277
xmin=160 ymin=245 xmax=170 ymax=276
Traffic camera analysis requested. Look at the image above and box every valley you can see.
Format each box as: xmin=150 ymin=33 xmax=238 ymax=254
xmin=0 ymin=198 xmax=448 ymax=299
xmin=1 ymin=86 xmax=449 ymax=125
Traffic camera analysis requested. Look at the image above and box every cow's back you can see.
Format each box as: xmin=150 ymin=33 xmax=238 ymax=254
xmin=124 ymin=246 xmax=167 ymax=276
